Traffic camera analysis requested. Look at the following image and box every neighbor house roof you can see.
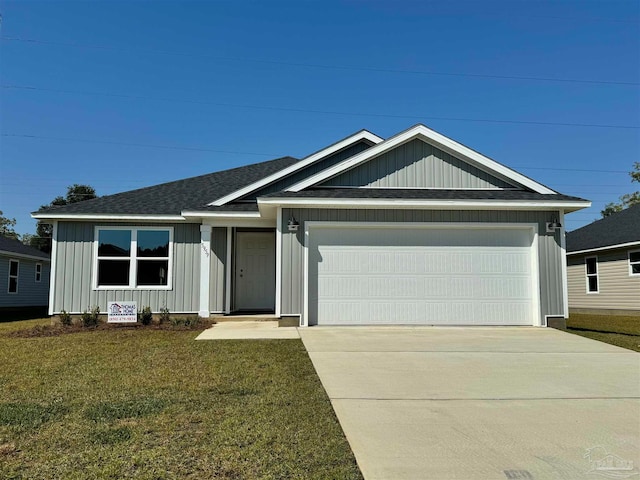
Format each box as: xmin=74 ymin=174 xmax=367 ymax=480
xmin=33 ymin=156 xmax=298 ymax=218
xmin=566 ymin=203 xmax=640 ymax=254
xmin=0 ymin=235 xmax=50 ymax=261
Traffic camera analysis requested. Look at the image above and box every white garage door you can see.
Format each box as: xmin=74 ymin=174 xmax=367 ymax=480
xmin=307 ymin=225 xmax=537 ymax=326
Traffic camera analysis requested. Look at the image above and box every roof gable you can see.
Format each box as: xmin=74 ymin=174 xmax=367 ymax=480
xmin=319 ymin=138 xmax=516 ymax=190
xmin=287 ymin=124 xmax=556 ymax=194
xmin=209 ymin=129 xmax=383 ymax=206
xmin=567 ymin=203 xmax=640 ymax=253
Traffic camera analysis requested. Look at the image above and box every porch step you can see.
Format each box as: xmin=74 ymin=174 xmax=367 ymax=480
xmin=212 ymin=315 xmax=280 ymax=323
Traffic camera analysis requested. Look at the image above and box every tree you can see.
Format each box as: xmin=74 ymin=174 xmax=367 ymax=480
xmin=0 ymin=211 xmax=19 ymax=240
xmin=30 ymin=184 xmax=98 ymax=252
xmin=601 ymin=162 xmax=640 ymax=217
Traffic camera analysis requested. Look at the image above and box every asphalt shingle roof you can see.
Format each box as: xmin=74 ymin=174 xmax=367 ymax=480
xmin=261 ymin=188 xmax=587 ymax=202
xmin=0 ymin=236 xmax=50 ymax=260
xmin=566 ymin=203 xmax=640 ymax=253
xmin=34 ymin=156 xmax=298 ymax=216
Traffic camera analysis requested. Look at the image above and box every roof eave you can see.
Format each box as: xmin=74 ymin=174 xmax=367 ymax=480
xmin=31 ymin=213 xmax=187 ymax=221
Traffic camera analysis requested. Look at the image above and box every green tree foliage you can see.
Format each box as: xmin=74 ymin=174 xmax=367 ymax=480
xmin=0 ymin=211 xmax=20 ymax=240
xmin=601 ymin=162 xmax=640 ymax=217
xmin=30 ymin=184 xmax=98 ymax=253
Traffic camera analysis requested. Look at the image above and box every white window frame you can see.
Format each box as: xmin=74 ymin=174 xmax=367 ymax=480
xmin=93 ymin=226 xmax=174 ymax=290
xmin=628 ymin=249 xmax=640 ymax=276
xmin=8 ymin=259 xmax=19 ymax=294
xmin=585 ymin=256 xmax=599 ymax=294
xmin=35 ymin=263 xmax=42 ymax=283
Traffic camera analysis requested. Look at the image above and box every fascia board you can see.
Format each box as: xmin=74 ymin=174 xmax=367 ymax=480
xmin=208 ymin=130 xmax=384 ymax=207
xmin=286 ymin=125 xmax=556 ymax=195
xmin=258 ymin=197 xmax=591 ymax=211
xmin=181 ymin=211 xmax=261 ymax=218
xmin=31 ymin=213 xmax=186 ymax=221
xmin=0 ymin=250 xmax=51 ymax=262
xmin=567 ymin=241 xmax=640 ymax=256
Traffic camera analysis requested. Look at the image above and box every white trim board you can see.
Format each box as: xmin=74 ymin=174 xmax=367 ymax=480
xmin=287 ymin=124 xmax=557 ymax=195
xmin=567 ymin=241 xmax=640 ymax=256
xmin=0 ymin=250 xmax=50 ymax=262
xmin=32 ymin=213 xmax=186 ymax=221
xmin=302 ymin=221 xmax=541 ymax=327
xmin=208 ymin=130 xmax=383 ymax=207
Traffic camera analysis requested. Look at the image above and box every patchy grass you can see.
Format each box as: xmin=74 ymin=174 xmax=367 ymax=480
xmin=566 ymin=313 xmax=640 ymax=352
xmin=0 ymin=320 xmax=362 ymax=479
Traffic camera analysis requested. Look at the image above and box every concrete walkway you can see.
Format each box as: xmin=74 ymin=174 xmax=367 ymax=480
xmin=299 ymin=327 xmax=640 ymax=480
xmin=196 ymin=321 xmax=299 ymax=340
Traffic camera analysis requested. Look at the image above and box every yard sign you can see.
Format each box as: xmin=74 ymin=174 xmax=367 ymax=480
xmin=107 ymin=301 xmax=137 ymax=323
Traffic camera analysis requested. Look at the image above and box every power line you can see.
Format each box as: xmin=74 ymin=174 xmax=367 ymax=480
xmin=3 ymin=85 xmax=639 ymax=130
xmin=1 ymin=134 xmax=279 ymax=156
xmin=2 ymin=133 xmax=637 ymax=173
xmin=2 ymin=36 xmax=638 ymax=87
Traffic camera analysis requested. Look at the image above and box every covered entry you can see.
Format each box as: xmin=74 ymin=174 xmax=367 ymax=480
xmin=305 ymin=223 xmax=539 ymax=326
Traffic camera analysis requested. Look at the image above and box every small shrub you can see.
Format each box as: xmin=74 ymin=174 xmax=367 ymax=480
xmin=170 ymin=315 xmax=201 ymax=328
xmin=138 ymin=306 xmax=153 ymax=326
xmin=59 ymin=310 xmax=72 ymax=327
xmin=81 ymin=306 xmax=100 ymax=327
xmin=159 ymin=306 xmax=170 ymax=324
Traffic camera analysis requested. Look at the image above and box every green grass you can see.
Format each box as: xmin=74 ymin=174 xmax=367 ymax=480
xmin=0 ymin=319 xmax=362 ymax=479
xmin=566 ymin=313 xmax=640 ymax=352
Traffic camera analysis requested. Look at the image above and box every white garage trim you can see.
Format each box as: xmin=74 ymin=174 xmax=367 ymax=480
xmin=303 ymin=222 xmax=541 ymax=327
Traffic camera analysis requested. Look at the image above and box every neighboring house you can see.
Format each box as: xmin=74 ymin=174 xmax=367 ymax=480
xmin=0 ymin=235 xmax=51 ymax=312
xmin=566 ymin=204 xmax=640 ymax=315
xmin=32 ymin=124 xmax=590 ymax=326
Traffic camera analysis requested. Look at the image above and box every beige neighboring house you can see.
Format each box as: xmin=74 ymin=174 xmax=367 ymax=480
xmin=566 ymin=203 xmax=640 ymax=315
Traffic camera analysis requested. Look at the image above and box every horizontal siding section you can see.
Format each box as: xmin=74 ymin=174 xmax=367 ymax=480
xmin=322 ymin=139 xmax=515 ymax=189
xmin=568 ymin=249 xmax=640 ymax=311
xmin=280 ymin=209 xmax=564 ymax=325
xmin=54 ymin=222 xmax=200 ymax=314
xmin=0 ymin=256 xmax=50 ymax=307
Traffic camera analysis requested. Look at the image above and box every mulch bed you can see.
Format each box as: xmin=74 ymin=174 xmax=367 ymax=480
xmin=6 ymin=319 xmax=217 ymax=338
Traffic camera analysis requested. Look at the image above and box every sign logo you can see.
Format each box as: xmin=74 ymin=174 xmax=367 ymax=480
xmin=108 ymin=301 xmax=138 ymax=323
xmin=585 ymin=446 xmax=638 ymax=479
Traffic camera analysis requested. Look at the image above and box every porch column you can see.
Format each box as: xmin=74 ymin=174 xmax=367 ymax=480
xmin=199 ymin=225 xmax=212 ymax=318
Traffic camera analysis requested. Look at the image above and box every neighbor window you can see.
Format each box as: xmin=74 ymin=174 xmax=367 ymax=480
xmin=8 ymin=259 xmax=18 ymax=294
xmin=95 ymin=227 xmax=172 ymax=289
xmin=35 ymin=263 xmax=42 ymax=283
xmin=586 ymin=256 xmax=598 ymax=293
xmin=629 ymin=250 xmax=640 ymax=276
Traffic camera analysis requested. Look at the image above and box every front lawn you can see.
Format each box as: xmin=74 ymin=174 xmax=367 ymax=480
xmin=566 ymin=313 xmax=640 ymax=352
xmin=0 ymin=319 xmax=362 ymax=479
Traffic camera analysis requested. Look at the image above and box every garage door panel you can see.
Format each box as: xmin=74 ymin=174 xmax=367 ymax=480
xmin=309 ymin=226 xmax=536 ymax=326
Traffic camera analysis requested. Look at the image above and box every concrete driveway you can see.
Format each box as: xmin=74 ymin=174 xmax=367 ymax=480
xmin=298 ymin=327 xmax=640 ymax=480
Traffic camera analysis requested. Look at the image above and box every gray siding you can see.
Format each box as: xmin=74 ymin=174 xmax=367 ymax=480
xmin=321 ymin=139 xmax=515 ymax=189
xmin=53 ymin=222 xmax=200 ymax=314
xmin=567 ymin=249 xmax=640 ymax=311
xmin=280 ymin=209 xmax=564 ymax=324
xmin=0 ymin=255 xmax=50 ymax=307
xmin=209 ymin=227 xmax=227 ymax=312
xmin=245 ymin=141 xmax=373 ymax=199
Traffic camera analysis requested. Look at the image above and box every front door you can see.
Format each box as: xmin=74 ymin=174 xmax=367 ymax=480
xmin=234 ymin=231 xmax=276 ymax=311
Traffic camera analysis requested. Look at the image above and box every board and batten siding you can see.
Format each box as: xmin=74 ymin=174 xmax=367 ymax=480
xmin=280 ymin=209 xmax=564 ymax=324
xmin=209 ymin=227 xmax=227 ymax=312
xmin=321 ymin=139 xmax=515 ymax=189
xmin=53 ymin=222 xmax=200 ymax=314
xmin=567 ymin=249 xmax=640 ymax=311
xmin=0 ymin=255 xmax=50 ymax=307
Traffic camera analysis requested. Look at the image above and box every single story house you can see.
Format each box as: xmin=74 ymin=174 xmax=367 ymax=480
xmin=0 ymin=235 xmax=51 ymax=313
xmin=33 ymin=124 xmax=590 ymax=326
xmin=566 ymin=203 xmax=640 ymax=315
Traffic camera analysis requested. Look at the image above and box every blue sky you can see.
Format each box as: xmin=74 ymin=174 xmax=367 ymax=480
xmin=0 ymin=0 xmax=638 ymax=235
